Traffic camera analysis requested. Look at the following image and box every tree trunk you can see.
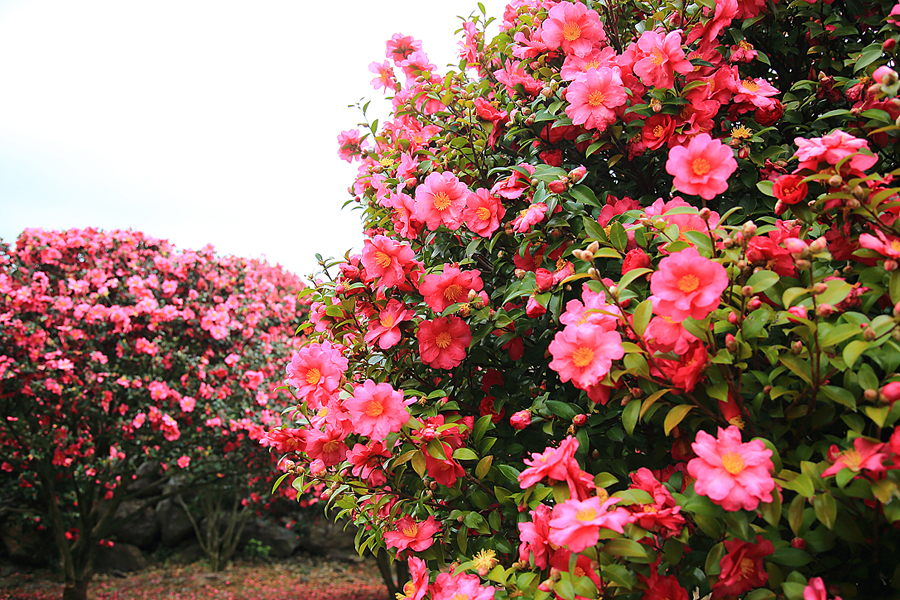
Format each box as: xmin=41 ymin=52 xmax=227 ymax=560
xmin=62 ymin=577 xmax=89 ymax=600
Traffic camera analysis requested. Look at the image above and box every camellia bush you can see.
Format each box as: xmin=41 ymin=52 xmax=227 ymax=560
xmin=0 ymin=228 xmax=306 ymax=599
xmin=267 ymin=0 xmax=900 ymax=598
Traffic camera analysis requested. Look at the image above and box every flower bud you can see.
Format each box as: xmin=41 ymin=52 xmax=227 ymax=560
xmin=864 ymin=388 xmax=879 ymax=402
xmin=649 ymin=98 xmax=662 ymax=112
xmin=791 ymin=340 xmax=803 ymax=354
xmin=846 ymin=198 xmax=860 ymax=210
xmin=725 ymin=334 xmax=738 ymax=352
xmin=737 ymin=146 xmax=750 ymax=160
xmin=880 ymin=381 xmax=900 ymax=404
xmin=741 ymin=285 xmax=754 ymax=297
xmin=827 ymin=174 xmax=843 ymax=188
xmin=816 ymin=303 xmax=834 ymax=317
xmin=728 ymin=311 xmax=739 ymax=324
xmin=791 ymin=537 xmax=806 ymax=550
xmin=885 ymin=260 xmax=899 ymax=272
xmin=812 ymin=282 xmax=828 ymax=295
xmin=548 ymin=179 xmax=568 ymax=194
xmin=586 ymin=241 xmax=600 ymax=255
xmin=864 ymin=326 xmax=877 ymax=341
xmin=733 ymin=232 xmax=744 ymax=246
xmin=885 ymin=38 xmax=898 ymax=51
xmin=573 ymin=414 xmax=587 ymax=426
xmin=514 ymin=269 xmax=527 ymax=279
xmin=568 ymin=166 xmax=587 ymax=182
xmin=510 ymin=410 xmax=531 ymax=430
xmin=774 ymin=200 xmax=787 ymax=216
xmin=785 ymin=237 xmax=809 ymax=257
xmin=747 ymin=297 xmax=762 ymax=310
xmin=795 ymin=259 xmax=811 ymax=270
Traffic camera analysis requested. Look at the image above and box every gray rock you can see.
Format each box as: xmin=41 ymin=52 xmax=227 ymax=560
xmin=95 ymin=542 xmax=147 ymax=573
xmin=112 ymin=501 xmax=159 ymax=549
xmin=126 ymin=461 xmax=161 ymax=497
xmin=156 ymin=498 xmax=194 ymax=547
xmin=304 ymin=516 xmax=358 ymax=558
xmin=0 ymin=518 xmax=54 ymax=566
xmin=170 ymin=539 xmax=203 ymax=564
xmin=239 ymin=518 xmax=300 ymax=558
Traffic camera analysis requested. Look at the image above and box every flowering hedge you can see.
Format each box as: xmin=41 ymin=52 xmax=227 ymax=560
xmin=271 ymin=0 xmax=900 ymax=599
xmin=0 ymin=228 xmax=306 ymax=600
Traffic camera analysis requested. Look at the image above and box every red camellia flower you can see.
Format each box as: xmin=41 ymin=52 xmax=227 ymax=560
xmin=417 ymin=316 xmax=472 ymax=369
xmin=773 ymin=173 xmax=809 ymax=204
xmin=712 ymin=535 xmax=774 ymax=597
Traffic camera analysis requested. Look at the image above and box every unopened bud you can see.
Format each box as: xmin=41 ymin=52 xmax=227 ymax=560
xmin=763 ymin=385 xmax=772 ymax=395
xmin=737 ymin=146 xmax=750 ymax=160
xmin=864 ymin=388 xmax=879 ymax=402
xmin=885 ymin=260 xmax=899 ymax=272
xmin=699 ymin=207 xmax=712 ymax=221
xmin=885 ymin=38 xmax=898 ymax=51
xmin=631 ymin=387 xmax=643 ymax=398
xmin=587 ymin=267 xmax=601 ymax=280
xmin=864 ymin=326 xmax=877 ymax=341
xmin=852 ymin=185 xmax=869 ymax=202
xmin=725 ymin=334 xmax=737 ymax=352
xmin=548 ymin=179 xmax=568 ymax=194
xmin=816 ymin=303 xmax=834 ymax=317
xmin=795 ymin=259 xmax=811 ymax=270
xmin=728 ymin=311 xmax=739 ymax=324
xmin=808 ymin=237 xmax=827 ymax=254
xmin=747 ymin=297 xmax=762 ymax=310
xmin=733 ymin=232 xmax=744 ymax=246
xmin=827 ymin=175 xmax=843 ymax=188
xmin=791 ymin=537 xmax=806 ymax=550
xmin=741 ymin=285 xmax=754 ymax=297
xmin=649 ymin=98 xmax=662 ymax=112
xmin=813 ymin=282 xmax=828 ymax=295
xmin=573 ymin=414 xmax=587 ymax=426
xmin=514 ymin=269 xmax=527 ymax=279
xmin=791 ymin=340 xmax=803 ymax=354
xmin=846 ymin=198 xmax=860 ymax=210
xmin=586 ymin=241 xmax=600 ymax=255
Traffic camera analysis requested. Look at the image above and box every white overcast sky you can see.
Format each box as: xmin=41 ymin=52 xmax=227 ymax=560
xmin=0 ymin=0 xmax=508 ymax=279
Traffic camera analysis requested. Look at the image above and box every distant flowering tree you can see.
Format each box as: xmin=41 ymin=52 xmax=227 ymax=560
xmin=267 ymin=0 xmax=900 ymax=598
xmin=0 ymin=228 xmax=306 ymax=599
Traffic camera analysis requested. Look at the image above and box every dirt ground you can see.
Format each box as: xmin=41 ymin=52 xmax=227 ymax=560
xmin=0 ymin=555 xmax=388 ymax=600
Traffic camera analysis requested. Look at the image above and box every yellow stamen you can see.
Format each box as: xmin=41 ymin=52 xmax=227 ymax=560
xmin=435 ymin=332 xmax=452 ymax=349
xmin=563 ymin=21 xmax=581 ymax=41
xmin=721 ymin=451 xmax=745 ymax=475
xmin=572 ymin=347 xmax=594 ymax=367
xmin=433 ymin=191 xmax=452 ymax=210
xmin=692 ymin=158 xmax=711 ymax=176
xmin=678 ymin=274 xmax=699 ymax=293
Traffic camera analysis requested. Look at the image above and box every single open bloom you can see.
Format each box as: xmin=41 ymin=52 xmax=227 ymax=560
xmin=540 ymin=1 xmax=606 ymax=57
xmin=417 ymin=316 xmax=472 ymax=369
xmin=687 ymin=426 xmax=775 ymax=511
xmin=565 ymin=66 xmax=628 ymax=131
xmin=548 ymin=495 xmax=634 ymax=552
xmin=649 ymin=247 xmax=728 ymax=322
xmin=665 ymin=133 xmax=737 ymax=199
xmin=384 ymin=515 xmax=441 ymax=552
xmin=414 ymin=171 xmax=470 ymax=231
xmin=420 ymin=265 xmax=484 ymax=313
xmin=549 ymin=323 xmax=624 ymax=389
xmin=345 ymin=379 xmax=410 ymax=441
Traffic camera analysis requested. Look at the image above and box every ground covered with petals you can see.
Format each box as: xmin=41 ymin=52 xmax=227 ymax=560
xmin=0 ymin=557 xmax=385 ymax=600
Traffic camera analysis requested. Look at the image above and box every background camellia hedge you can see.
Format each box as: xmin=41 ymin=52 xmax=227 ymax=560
xmin=269 ymin=0 xmax=900 ymax=598
xmin=0 ymin=228 xmax=307 ymax=599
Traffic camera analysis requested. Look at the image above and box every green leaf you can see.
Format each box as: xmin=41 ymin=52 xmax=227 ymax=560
xmin=779 ymin=355 xmax=812 ymax=385
xmin=756 ymin=180 xmax=775 ymax=196
xmin=664 ymin=405 xmax=694 ymax=436
xmin=816 ymin=279 xmax=853 ymax=307
xmin=843 ymin=340 xmax=869 ymax=368
xmin=759 ymin=490 xmax=782 ymax=527
xmin=748 ymin=270 xmax=779 ymax=293
xmin=745 ymin=589 xmax=777 ymax=600
xmin=594 ymin=472 xmax=619 ymax=488
xmin=623 ymin=399 xmax=641 ymax=437
xmin=782 ymin=287 xmax=809 ymax=308
xmin=819 ymin=385 xmax=856 ymax=410
xmin=618 ymin=267 xmax=653 ymax=292
xmin=473 ymin=414 xmax=493 ymax=442
xmin=814 ymin=492 xmax=837 ymax=529
xmin=453 ymin=447 xmax=479 ymax=461
xmin=640 ymin=388 xmax=672 ymax=420
xmin=610 ymin=223 xmax=628 ymax=252
xmin=891 ymin=270 xmax=900 ymax=305
xmin=788 ymin=494 xmax=805 ymax=535
xmin=770 ymin=547 xmax=813 ymax=567
xmin=600 ymin=564 xmax=634 ymax=590
xmin=602 ymin=539 xmax=649 ymax=558
xmin=411 ymin=451 xmax=426 ymax=478
xmin=632 ymin=299 xmax=653 ymax=337
xmin=426 ymin=440 xmax=447 ymax=460
xmin=475 ymin=455 xmax=493 ymax=479
xmin=546 ymin=400 xmax=578 ymax=420
xmin=568 ymin=185 xmax=601 ymax=208
xmin=583 ymin=216 xmax=607 ymax=241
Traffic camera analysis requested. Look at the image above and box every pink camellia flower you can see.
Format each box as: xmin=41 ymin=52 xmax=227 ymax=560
xmin=518 ymin=504 xmax=553 ymax=568
xmin=177 ymin=456 xmax=190 ymax=469
xmin=644 ymin=315 xmax=698 ymax=354
xmin=384 ymin=515 xmax=441 ymax=552
xmin=687 ymin=426 xmax=775 ymax=511
xmin=511 ymin=203 xmax=549 ymax=233
xmin=549 ymin=323 xmax=624 ymax=389
xmin=305 ymin=426 xmax=349 ymax=466
xmin=859 ymin=229 xmax=900 ymax=260
xmin=518 ymin=436 xmax=594 ymax=499
xmin=559 ymin=284 xmax=621 ymax=331
xmin=632 ymin=30 xmax=693 ymax=88
xmin=285 ymin=341 xmax=348 ymax=408
xmin=396 ymin=556 xmax=429 ymax=600
xmin=649 ymin=247 xmax=728 ymax=322
xmin=821 ymin=437 xmax=889 ymax=478
xmin=417 ymin=316 xmax=472 ymax=370
xmin=432 ymin=571 xmax=495 ymax=600
xmin=794 ymin=130 xmax=878 ymax=172
xmin=732 ymin=77 xmax=780 ymax=110
xmin=361 ymin=235 xmax=417 ymax=290
xmin=565 ymin=67 xmax=628 ymax=131
xmin=347 ymin=441 xmax=391 ymax=481
xmin=364 ymin=299 xmax=416 ymax=349
xmin=548 ymin=495 xmax=635 ymax=552
xmin=666 ymin=133 xmax=737 ymax=199
xmin=804 ymin=577 xmax=843 ymax=600
xmin=420 ymin=265 xmax=484 ymax=313
xmin=337 ymin=129 xmax=367 ymax=163
xmin=414 ymin=171 xmax=471 ymax=231
xmin=463 ymin=188 xmax=506 ymax=237
xmin=179 ymin=396 xmax=196 ymax=413
xmin=369 ymin=60 xmax=395 ymax=91
xmin=345 ymin=379 xmax=410 ymax=441
xmin=510 ymin=410 xmax=532 ymax=430
xmin=540 ymin=1 xmax=606 ymax=57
